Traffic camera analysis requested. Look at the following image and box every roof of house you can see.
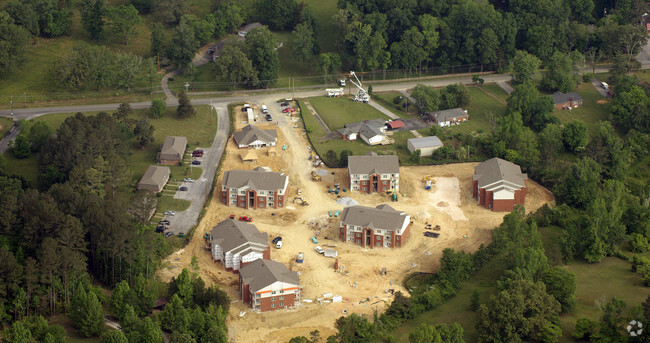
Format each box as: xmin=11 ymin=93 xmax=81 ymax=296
xmin=210 ymin=219 xmax=268 ymax=253
xmin=340 ymin=204 xmax=408 ymax=231
xmin=386 ymin=120 xmax=405 ymax=129
xmin=348 ymin=152 xmax=399 ymax=175
xmin=338 ymin=119 xmax=385 ymax=136
xmin=428 ymin=108 xmax=467 ymax=122
xmin=160 ymin=136 xmax=187 ymax=159
xmin=359 ymin=124 xmax=385 ymax=139
xmin=241 ymin=150 xmax=258 ymax=161
xmin=408 ymin=136 xmax=443 ymax=149
xmin=239 ymin=22 xmax=264 ymax=34
xmin=222 ymin=167 xmax=288 ymax=191
xmin=139 ymin=166 xmax=170 ymax=187
xmin=239 ymin=259 xmax=299 ymax=293
xmin=473 ymin=157 xmax=527 ymax=189
xmin=233 ymin=125 xmax=278 ymax=146
xmin=550 ymin=92 xmax=583 ymax=104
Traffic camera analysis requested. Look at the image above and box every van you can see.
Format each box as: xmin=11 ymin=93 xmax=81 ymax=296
xmin=276 ymin=241 xmax=283 ymax=249
xmin=601 ymin=82 xmax=609 ymax=90
xmin=261 ymin=105 xmax=268 ymax=114
xmin=339 ymin=79 xmax=346 ymax=87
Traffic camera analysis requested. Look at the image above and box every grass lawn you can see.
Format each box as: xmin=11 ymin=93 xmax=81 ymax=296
xmin=307 ymin=96 xmax=392 ymax=130
xmin=0 ymin=117 xmax=14 ymax=138
xmin=2 ymin=152 xmax=40 ymax=187
xmin=552 ymin=82 xmax=610 ymax=138
xmin=373 ymin=91 xmax=418 ymax=118
xmin=480 ymin=83 xmax=510 ymax=102
xmin=442 ymin=86 xmax=507 ymax=136
xmin=390 ymin=257 xmax=507 ymax=342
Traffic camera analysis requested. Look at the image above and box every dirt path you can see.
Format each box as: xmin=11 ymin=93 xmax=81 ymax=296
xmin=496 ymin=81 xmax=514 ymax=95
xmin=303 ymin=100 xmax=331 ymax=133
xmin=478 ymin=85 xmax=507 ymax=105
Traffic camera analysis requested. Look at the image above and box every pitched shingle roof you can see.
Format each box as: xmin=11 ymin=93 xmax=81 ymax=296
xmin=233 ymin=125 xmax=278 ymax=146
xmin=139 ymin=166 xmax=170 ymax=189
xmin=210 ymin=219 xmax=268 ymax=253
xmin=348 ymin=152 xmax=399 ymax=175
xmin=550 ymin=92 xmax=582 ymax=104
xmin=160 ymin=136 xmax=187 ymax=160
xmin=408 ymin=136 xmax=443 ymax=149
xmin=239 ymin=259 xmax=299 ymax=293
xmin=359 ymin=124 xmax=385 ymax=139
xmin=222 ymin=168 xmax=288 ymax=191
xmin=428 ymin=108 xmax=467 ymax=122
xmin=340 ymin=204 xmax=408 ymax=231
xmin=473 ymin=157 xmax=527 ymax=189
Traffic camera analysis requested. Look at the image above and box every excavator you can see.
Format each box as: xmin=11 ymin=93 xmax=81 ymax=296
xmin=422 ymin=175 xmax=436 ymax=190
xmin=293 ymin=197 xmax=310 ymax=206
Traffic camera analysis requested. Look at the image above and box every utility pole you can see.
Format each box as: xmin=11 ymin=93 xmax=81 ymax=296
xmin=184 ymin=83 xmax=190 ymax=93
xmin=292 ymin=79 xmax=295 ymax=100
xmin=10 ymin=96 xmax=13 ymax=117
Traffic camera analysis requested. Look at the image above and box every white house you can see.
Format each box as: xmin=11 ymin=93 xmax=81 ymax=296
xmin=210 ymin=219 xmax=270 ymax=272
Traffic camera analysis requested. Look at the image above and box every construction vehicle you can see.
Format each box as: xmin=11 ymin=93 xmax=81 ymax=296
xmin=293 ymin=197 xmax=309 ymax=206
xmin=347 ymin=71 xmax=370 ymax=103
xmin=326 ymin=88 xmax=344 ymax=97
xmin=422 ymin=175 xmax=435 ymax=190
xmin=311 ymin=171 xmax=321 ymax=181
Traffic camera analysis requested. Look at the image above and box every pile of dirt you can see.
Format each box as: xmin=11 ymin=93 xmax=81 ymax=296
xmin=437 ymin=201 xmax=449 ymax=207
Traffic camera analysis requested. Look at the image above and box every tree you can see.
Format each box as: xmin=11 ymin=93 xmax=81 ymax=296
xmin=81 ymin=0 xmax=105 ymax=40
xmin=511 ymin=50 xmax=541 ymax=85
xmin=554 ymin=157 xmax=601 ymax=209
xmin=325 ymin=150 xmax=337 ymax=167
xmin=412 ymin=84 xmax=438 ymax=115
xmin=610 ymin=86 xmax=649 ymax=133
xmin=476 ymin=280 xmax=561 ymax=343
xmin=69 ymin=283 xmax=104 ymax=337
xmin=150 ymin=99 xmax=167 ymax=118
xmin=169 ymin=23 xmax=197 ymax=69
xmin=291 ymin=23 xmax=316 ymax=73
xmin=538 ymin=123 xmax=563 ymax=161
xmin=409 ymin=323 xmax=464 ymax=343
xmin=256 ymin=0 xmax=298 ymax=30
xmin=339 ymin=150 xmax=352 ymax=168
xmin=629 ymin=233 xmax=649 ymax=253
xmin=6 ymin=320 xmax=32 ymax=343
xmin=160 ymin=294 xmax=189 ymax=333
xmin=584 ymin=121 xmax=629 ymax=180
xmin=572 ymin=318 xmax=598 ymax=341
xmin=0 ymin=12 xmax=30 ymax=77
xmin=245 ymin=27 xmax=279 ymax=88
xmin=170 ymin=332 xmax=196 ymax=343
xmin=26 ymin=121 xmax=52 ymax=153
xmin=333 ymin=314 xmax=381 ymax=342
xmin=10 ymin=135 xmax=31 ymax=159
xmin=597 ymin=297 xmax=626 ymax=341
xmin=507 ymin=82 xmax=555 ymax=131
xmin=562 ymin=120 xmax=588 ymax=153
xmin=113 ymin=103 xmax=131 ymax=122
xmin=317 ymin=53 xmax=341 ymax=83
xmin=176 ymin=91 xmax=195 ymax=118
xmin=115 ymin=53 xmax=143 ymax=91
xmin=100 ymin=330 xmax=128 ymax=343
xmin=132 ymin=118 xmax=155 ymax=148
xmin=110 ymin=280 xmax=130 ymax=320
xmin=410 ymin=149 xmax=421 ymax=164
xmin=154 ymin=0 xmax=187 ymax=25
xmin=150 ymin=23 xmax=166 ymax=58
xmin=541 ymin=267 xmax=576 ymax=312
xmin=105 ymin=5 xmax=142 ymax=45
xmin=214 ymin=42 xmax=258 ymax=88
xmin=440 ymin=83 xmax=470 ymax=109
xmin=541 ymin=52 xmax=578 ymax=92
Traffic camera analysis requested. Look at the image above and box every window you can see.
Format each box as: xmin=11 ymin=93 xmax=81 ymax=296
xmin=396 ymin=236 xmax=400 ymax=240
xmin=268 ymin=196 xmax=274 ymax=200
xmin=271 ymin=291 xmax=276 ymax=295
xmin=271 ymin=304 xmax=275 ymax=308
xmin=240 ymin=202 xmax=245 ymax=207
xmin=383 ymin=180 xmax=387 ymax=184
xmin=280 ymin=290 xmax=284 ymax=294
xmin=356 ymin=239 xmax=361 ymax=243
xmin=272 ymin=297 xmax=276 ymax=301
xmin=376 ymin=242 xmax=381 ymax=246
xmin=376 ymin=230 xmax=382 ymax=234
xmin=280 ymin=302 xmax=284 ymax=306
xmin=280 ymin=295 xmax=284 ymax=300
xmin=362 ymin=187 xmax=367 ymax=191
xmin=269 ymin=191 xmax=274 ymax=194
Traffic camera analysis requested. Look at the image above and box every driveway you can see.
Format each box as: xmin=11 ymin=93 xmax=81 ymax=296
xmin=0 ymin=123 xmax=18 ymax=154
xmin=591 ymin=79 xmax=609 ymax=97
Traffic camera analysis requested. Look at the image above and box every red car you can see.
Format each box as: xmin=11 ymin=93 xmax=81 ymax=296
xmin=239 ymin=216 xmax=252 ymax=222
xmin=192 ymin=150 xmax=204 ymax=157
xmin=229 ymin=214 xmax=235 ymax=219
xmin=282 ymin=107 xmax=295 ymax=113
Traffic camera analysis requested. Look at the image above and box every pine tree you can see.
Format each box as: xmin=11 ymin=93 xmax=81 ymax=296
xmin=176 ymin=91 xmax=195 ymax=118
xmin=69 ymin=283 xmax=104 ymax=337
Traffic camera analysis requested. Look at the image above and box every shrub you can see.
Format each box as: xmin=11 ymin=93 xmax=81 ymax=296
xmin=156 ymin=192 xmax=163 ymax=197
xmin=628 ymin=233 xmax=649 ymax=253
xmin=393 ymin=96 xmax=404 ymax=104
xmin=583 ymin=74 xmax=593 ymax=83
xmin=149 ymin=99 xmax=167 ymax=118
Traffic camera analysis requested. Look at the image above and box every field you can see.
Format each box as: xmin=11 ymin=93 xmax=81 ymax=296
xmin=308 ymin=96 xmax=391 ymax=130
xmin=440 ymin=85 xmax=508 ymax=136
xmin=552 ymin=82 xmax=610 ymax=138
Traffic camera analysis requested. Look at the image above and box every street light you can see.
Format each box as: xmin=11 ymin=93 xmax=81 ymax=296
xmin=184 ymin=82 xmax=190 ymax=93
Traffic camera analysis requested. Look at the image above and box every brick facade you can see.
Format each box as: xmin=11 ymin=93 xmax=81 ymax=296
xmin=473 ymin=179 xmax=527 ymax=212
xmin=339 ymin=223 xmax=410 ymax=248
xmin=221 ymin=188 xmax=284 ymax=209
xmin=349 ymin=174 xmax=394 ymax=193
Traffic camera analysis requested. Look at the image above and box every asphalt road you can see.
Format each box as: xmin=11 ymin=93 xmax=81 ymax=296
xmin=0 ymin=125 xmax=19 ymax=154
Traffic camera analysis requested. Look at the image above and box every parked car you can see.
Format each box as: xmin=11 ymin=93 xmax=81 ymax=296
xmin=261 ymin=105 xmax=268 ymax=114
xmin=164 ymin=232 xmax=174 ymax=238
xmin=280 ymin=102 xmax=290 ymax=107
xmin=191 ymin=160 xmax=201 ymax=165
xmin=179 ymin=186 xmax=188 ymax=191
xmin=159 ymin=220 xmax=170 ymax=226
xmin=282 ymin=107 xmax=294 ymax=113
xmin=183 ymin=178 xmax=194 ymax=182
xmin=238 ymin=216 xmax=252 ymax=222
xmin=265 ymin=114 xmax=272 ymax=121
xmin=276 ymin=241 xmax=283 ymax=249
xmin=192 ymin=150 xmax=204 ymax=157
xmin=164 ymin=211 xmax=176 ymax=215
xmin=229 ymin=214 xmax=235 ymax=219
xmin=315 ymin=246 xmax=324 ymax=254
xmin=272 ymin=236 xmax=282 ymax=244
xmin=155 ymin=226 xmax=165 ymax=233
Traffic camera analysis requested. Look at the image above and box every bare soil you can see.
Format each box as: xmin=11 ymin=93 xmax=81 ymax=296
xmin=157 ymin=102 xmax=554 ymax=343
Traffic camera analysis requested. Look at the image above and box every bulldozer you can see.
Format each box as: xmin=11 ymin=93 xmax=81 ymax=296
xmin=293 ymin=197 xmax=310 ymax=206
xmin=311 ymin=171 xmax=321 ymax=181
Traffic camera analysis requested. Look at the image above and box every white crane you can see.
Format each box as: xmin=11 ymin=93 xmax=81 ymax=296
xmin=347 ymin=71 xmax=370 ymax=103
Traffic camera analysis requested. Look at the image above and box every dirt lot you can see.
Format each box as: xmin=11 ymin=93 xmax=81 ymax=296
xmin=157 ymin=102 xmax=554 ymax=343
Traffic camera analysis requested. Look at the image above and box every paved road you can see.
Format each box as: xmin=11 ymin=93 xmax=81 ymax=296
xmin=497 ymin=81 xmax=514 ymax=94
xmin=0 ymin=124 xmax=18 ymax=154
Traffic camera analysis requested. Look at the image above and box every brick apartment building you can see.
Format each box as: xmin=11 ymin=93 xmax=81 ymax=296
xmin=348 ymin=152 xmax=399 ymax=193
xmin=221 ymin=167 xmax=289 ymax=209
xmin=472 ymin=157 xmax=528 ymax=212
xmin=339 ymin=204 xmax=411 ymax=248
xmin=239 ymin=259 xmax=300 ymax=312
xmin=209 ymin=219 xmax=270 ymax=272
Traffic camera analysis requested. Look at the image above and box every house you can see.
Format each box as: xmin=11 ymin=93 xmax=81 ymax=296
xmin=241 ymin=150 xmax=258 ymax=164
xmin=359 ymin=124 xmax=386 ymax=145
xmin=137 ymin=166 xmax=170 ymax=192
xmin=239 ymin=259 xmax=300 ymax=312
xmin=407 ymin=136 xmax=443 ymax=157
xmin=233 ymin=125 xmax=278 ymax=149
xmin=221 ymin=167 xmax=289 ymax=209
xmin=348 ymin=152 xmax=399 ymax=193
xmin=339 ymin=204 xmax=411 ymax=248
xmin=472 ymin=157 xmax=528 ymax=212
xmin=157 ymin=136 xmax=187 ymax=165
xmin=210 ymin=219 xmax=270 ymax=272
xmin=427 ymin=108 xmax=469 ymax=127
xmin=337 ymin=119 xmax=386 ymax=143
xmin=386 ymin=120 xmax=405 ymax=130
xmin=551 ymin=92 xmax=583 ymax=109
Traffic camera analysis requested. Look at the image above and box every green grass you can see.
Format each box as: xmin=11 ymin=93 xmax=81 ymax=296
xmin=372 ymin=91 xmax=418 ymax=118
xmin=307 ymin=96 xmax=392 ymax=130
xmin=156 ymin=194 xmax=191 ymax=213
xmin=0 ymin=117 xmax=14 ymax=138
xmin=552 ymin=82 xmax=610 ymax=138
xmin=480 ymin=83 xmax=510 ymax=102
xmin=442 ymin=86 xmax=507 ymax=136
xmin=2 ymin=152 xmax=40 ymax=187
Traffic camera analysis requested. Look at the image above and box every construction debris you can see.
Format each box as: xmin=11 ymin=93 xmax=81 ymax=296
xmin=336 ymin=197 xmax=359 ymax=207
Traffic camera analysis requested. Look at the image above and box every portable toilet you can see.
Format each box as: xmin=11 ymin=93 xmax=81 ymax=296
xmin=296 ymin=252 xmax=304 ymax=263
xmin=334 ymin=210 xmax=340 ymax=217
xmin=328 ymin=211 xmax=333 ymax=217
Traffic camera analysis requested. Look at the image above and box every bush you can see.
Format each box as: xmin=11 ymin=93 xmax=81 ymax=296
xmin=393 ymin=96 xmax=404 ymax=104
xmin=156 ymin=192 xmax=163 ymax=197
xmin=628 ymin=233 xmax=649 ymax=253
xmin=149 ymin=99 xmax=167 ymax=118
xmin=582 ymin=74 xmax=593 ymax=83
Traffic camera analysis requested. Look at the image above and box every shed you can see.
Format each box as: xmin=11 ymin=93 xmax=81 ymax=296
xmin=407 ymin=136 xmax=444 ymax=156
xmin=386 ymin=120 xmax=405 ymax=130
xmin=241 ymin=150 xmax=258 ymax=163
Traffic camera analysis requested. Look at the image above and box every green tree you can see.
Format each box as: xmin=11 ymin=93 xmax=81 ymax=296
xmin=105 ymin=5 xmax=142 ymax=45
xmin=115 ymin=52 xmax=143 ymax=91
xmin=440 ymin=83 xmax=470 ymax=109
xmin=339 ymin=150 xmax=352 ymax=168
xmin=410 ymin=149 xmax=421 ymax=164
xmin=0 ymin=12 xmax=30 ymax=77
xmin=572 ymin=318 xmax=598 ymax=341
xmin=113 ymin=102 xmax=131 ymax=122
xmin=598 ymin=297 xmax=626 ymax=341
xmin=100 ymin=330 xmax=128 ymax=343
xmin=256 ymin=0 xmax=297 ymax=30
xmin=69 ymin=283 xmax=104 ymax=337
xmin=317 ymin=53 xmax=342 ymax=83
xmin=291 ymin=23 xmax=316 ymax=73
xmin=150 ymin=23 xmax=166 ymax=58
xmin=538 ymin=123 xmax=563 ymax=161
xmin=245 ymin=27 xmax=279 ymax=88
xmin=154 ymin=0 xmax=186 ymax=25
xmin=26 ymin=121 xmax=52 ymax=153
xmin=325 ymin=150 xmax=337 ymax=167
xmin=610 ymin=86 xmax=649 ymax=133
xmin=81 ymin=0 xmax=105 ymax=40
xmin=562 ymin=120 xmax=588 ymax=153
xmin=584 ymin=121 xmax=629 ymax=180
xmin=409 ymin=323 xmax=464 ymax=343
xmin=412 ymin=84 xmax=438 ymax=114
xmin=176 ymin=91 xmax=194 ymax=118
xmin=511 ymin=50 xmax=541 ymax=84
xmin=629 ymin=233 xmax=649 ymax=253
xmin=10 ymin=135 xmax=31 ymax=159
xmin=169 ymin=23 xmax=197 ymax=69
xmin=140 ymin=317 xmax=164 ymax=343
xmin=333 ymin=314 xmax=380 ymax=342
xmin=541 ymin=51 xmax=578 ymax=92
xmin=6 ymin=320 xmax=32 ymax=343
xmin=541 ymin=267 xmax=576 ymax=312
xmin=213 ymin=42 xmax=258 ymax=88
xmin=160 ymin=294 xmax=189 ymax=333
xmin=150 ymin=99 xmax=167 ymax=118
xmin=555 ymin=157 xmax=601 ymax=209
xmin=132 ymin=118 xmax=154 ymax=148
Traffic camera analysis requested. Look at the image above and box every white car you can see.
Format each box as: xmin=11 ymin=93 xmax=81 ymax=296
xmin=315 ymin=246 xmax=324 ymax=254
xmin=183 ymin=178 xmax=194 ymax=182
xmin=276 ymin=241 xmax=283 ymax=249
xmin=164 ymin=211 xmax=175 ymax=216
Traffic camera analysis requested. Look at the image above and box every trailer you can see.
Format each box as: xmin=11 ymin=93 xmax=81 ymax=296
xmin=324 ymin=248 xmax=338 ymax=258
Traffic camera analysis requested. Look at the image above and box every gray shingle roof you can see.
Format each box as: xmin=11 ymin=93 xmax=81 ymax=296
xmin=473 ymin=157 xmax=527 ymax=189
xmin=239 ymin=259 xmax=299 ymax=293
xmin=340 ymin=204 xmax=408 ymax=231
xmin=233 ymin=125 xmax=278 ymax=146
xmin=408 ymin=136 xmax=443 ymax=149
xmin=138 ymin=166 xmax=170 ymax=190
xmin=160 ymin=136 xmax=187 ymax=160
xmin=348 ymin=152 xmax=399 ymax=175
xmin=550 ymin=92 xmax=582 ymax=104
xmin=222 ymin=168 xmax=288 ymax=191
xmin=359 ymin=124 xmax=385 ymax=139
xmin=210 ymin=219 xmax=268 ymax=253
xmin=428 ymin=108 xmax=467 ymax=122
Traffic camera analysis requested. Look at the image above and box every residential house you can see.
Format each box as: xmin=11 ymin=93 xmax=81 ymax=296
xmin=233 ymin=125 xmax=278 ymax=149
xmin=339 ymin=204 xmax=411 ymax=248
xmin=210 ymin=219 xmax=270 ymax=272
xmin=348 ymin=152 xmax=399 ymax=193
xmin=407 ymin=136 xmax=443 ymax=157
xmin=157 ymin=136 xmax=187 ymax=165
xmin=473 ymin=157 xmax=528 ymax=212
xmin=239 ymin=259 xmax=300 ymax=312
xmin=551 ymin=92 xmax=583 ymax=109
xmin=137 ymin=166 xmax=170 ymax=192
xmin=427 ymin=108 xmax=469 ymax=127
xmin=337 ymin=119 xmax=387 ymax=145
xmin=221 ymin=167 xmax=289 ymax=209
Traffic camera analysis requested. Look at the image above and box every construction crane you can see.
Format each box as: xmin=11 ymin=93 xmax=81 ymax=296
xmin=347 ymin=71 xmax=370 ymax=103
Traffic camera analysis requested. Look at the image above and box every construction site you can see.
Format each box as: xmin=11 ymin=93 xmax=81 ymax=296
xmin=157 ymin=96 xmax=554 ymax=342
